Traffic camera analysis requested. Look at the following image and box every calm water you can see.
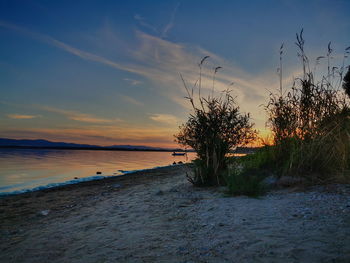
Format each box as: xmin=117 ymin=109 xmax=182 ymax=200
xmin=0 ymin=149 xmax=196 ymax=194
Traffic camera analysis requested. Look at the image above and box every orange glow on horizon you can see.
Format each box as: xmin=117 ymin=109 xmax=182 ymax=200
xmin=0 ymin=127 xmax=274 ymax=149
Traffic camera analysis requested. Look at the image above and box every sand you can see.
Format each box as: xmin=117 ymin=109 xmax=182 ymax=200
xmin=1 ymin=165 xmax=350 ymax=263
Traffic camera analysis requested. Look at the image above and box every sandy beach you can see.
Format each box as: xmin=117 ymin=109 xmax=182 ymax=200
xmin=1 ymin=165 xmax=350 ymax=263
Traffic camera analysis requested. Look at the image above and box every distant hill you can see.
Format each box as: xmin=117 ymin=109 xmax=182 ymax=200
xmin=0 ymin=138 xmax=182 ymax=152
xmin=0 ymin=138 xmax=256 ymax=153
xmin=0 ymin=138 xmax=99 ymax=148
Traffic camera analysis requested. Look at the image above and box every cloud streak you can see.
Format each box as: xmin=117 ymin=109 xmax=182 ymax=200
xmin=149 ymin=114 xmax=180 ymax=125
xmin=39 ymin=106 xmax=122 ymax=124
xmin=120 ymin=95 xmax=144 ymax=106
xmin=134 ymin=14 xmax=159 ymax=34
xmin=7 ymin=114 xmax=39 ymax=119
xmin=0 ymin=20 xmax=296 ymax=132
xmin=0 ymin=20 xmax=143 ymax=76
xmin=162 ymin=2 xmax=180 ymax=37
xmin=123 ymin=78 xmax=142 ymax=86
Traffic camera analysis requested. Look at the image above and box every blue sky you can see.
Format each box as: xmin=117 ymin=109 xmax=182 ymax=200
xmin=0 ymin=0 xmax=349 ymax=147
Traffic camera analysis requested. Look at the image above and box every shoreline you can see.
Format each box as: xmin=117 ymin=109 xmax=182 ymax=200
xmin=0 ymin=163 xmax=185 ymax=197
xmin=0 ymin=145 xmax=190 ymax=152
xmin=1 ymin=165 xmax=349 ymax=262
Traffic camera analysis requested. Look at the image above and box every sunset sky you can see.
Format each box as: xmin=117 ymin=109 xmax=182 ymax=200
xmin=1 ymin=0 xmax=349 ymax=147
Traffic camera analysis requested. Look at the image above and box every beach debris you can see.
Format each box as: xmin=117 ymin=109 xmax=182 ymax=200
xmin=96 ymin=171 xmax=102 ymax=175
xmin=74 ymin=177 xmax=79 ymax=179
xmin=178 ymin=161 xmax=183 ymax=164
xmin=173 ymin=161 xmax=177 ymax=165
xmin=39 ymin=210 xmax=50 ymax=216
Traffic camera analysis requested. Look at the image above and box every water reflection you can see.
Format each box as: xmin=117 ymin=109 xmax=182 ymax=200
xmin=0 ymin=149 xmax=197 ymax=194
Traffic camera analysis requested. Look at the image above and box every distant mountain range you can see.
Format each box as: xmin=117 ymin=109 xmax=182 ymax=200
xmin=0 ymin=138 xmax=183 ymax=152
xmin=0 ymin=138 xmax=258 ymax=153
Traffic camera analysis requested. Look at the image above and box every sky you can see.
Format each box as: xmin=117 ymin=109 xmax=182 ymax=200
xmin=0 ymin=0 xmax=349 ymax=148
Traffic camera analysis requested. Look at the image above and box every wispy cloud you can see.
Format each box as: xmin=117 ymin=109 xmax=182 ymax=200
xmin=123 ymin=78 xmax=142 ymax=85
xmin=149 ymin=113 xmax=180 ymax=125
xmin=7 ymin=114 xmax=39 ymax=119
xmin=120 ymin=95 xmax=144 ymax=106
xmin=134 ymin=2 xmax=179 ymax=38
xmin=0 ymin=20 xmax=297 ymax=131
xmin=39 ymin=106 xmax=122 ymax=124
xmin=134 ymin=14 xmax=158 ymax=34
xmin=0 ymin=20 xmax=142 ymax=75
xmin=162 ymin=2 xmax=180 ymax=38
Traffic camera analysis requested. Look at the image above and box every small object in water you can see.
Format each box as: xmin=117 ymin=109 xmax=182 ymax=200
xmin=74 ymin=177 xmax=78 ymax=179
xmin=172 ymin=152 xmax=186 ymax=156
xmin=173 ymin=161 xmax=177 ymax=165
xmin=96 ymin=171 xmax=102 ymax=174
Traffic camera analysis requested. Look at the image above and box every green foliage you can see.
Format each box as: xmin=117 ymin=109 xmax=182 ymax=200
xmin=224 ymin=148 xmax=277 ymax=197
xmin=225 ymin=163 xmax=265 ymax=198
xmin=237 ymin=146 xmax=277 ymax=174
xmin=176 ymin=57 xmax=256 ymax=186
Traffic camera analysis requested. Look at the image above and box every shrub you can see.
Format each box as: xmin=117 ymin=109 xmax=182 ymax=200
xmin=175 ymin=57 xmax=256 ymax=186
xmin=225 ymin=164 xmax=265 ymax=198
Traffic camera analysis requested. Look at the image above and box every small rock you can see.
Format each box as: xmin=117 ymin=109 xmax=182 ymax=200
xmin=74 ymin=177 xmax=79 ymax=179
xmin=96 ymin=171 xmax=102 ymax=174
xmin=39 ymin=210 xmax=50 ymax=216
xmin=113 ymin=184 xmax=122 ymax=188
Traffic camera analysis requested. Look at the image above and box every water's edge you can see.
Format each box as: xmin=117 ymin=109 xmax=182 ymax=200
xmin=0 ymin=164 xmax=183 ymax=197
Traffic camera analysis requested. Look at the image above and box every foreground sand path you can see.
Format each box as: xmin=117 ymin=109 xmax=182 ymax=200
xmin=1 ymin=166 xmax=350 ymax=262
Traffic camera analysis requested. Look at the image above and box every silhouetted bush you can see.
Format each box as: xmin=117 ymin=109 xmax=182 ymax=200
xmin=176 ymin=57 xmax=256 ymax=186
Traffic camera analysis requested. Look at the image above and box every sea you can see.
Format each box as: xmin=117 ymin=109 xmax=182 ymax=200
xmin=0 ymin=149 xmax=196 ymax=195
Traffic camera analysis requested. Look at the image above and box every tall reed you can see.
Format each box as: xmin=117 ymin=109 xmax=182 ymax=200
xmin=265 ymin=30 xmax=350 ymax=181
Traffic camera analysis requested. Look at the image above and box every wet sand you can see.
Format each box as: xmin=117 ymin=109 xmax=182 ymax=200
xmin=1 ymin=165 xmax=350 ymax=262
